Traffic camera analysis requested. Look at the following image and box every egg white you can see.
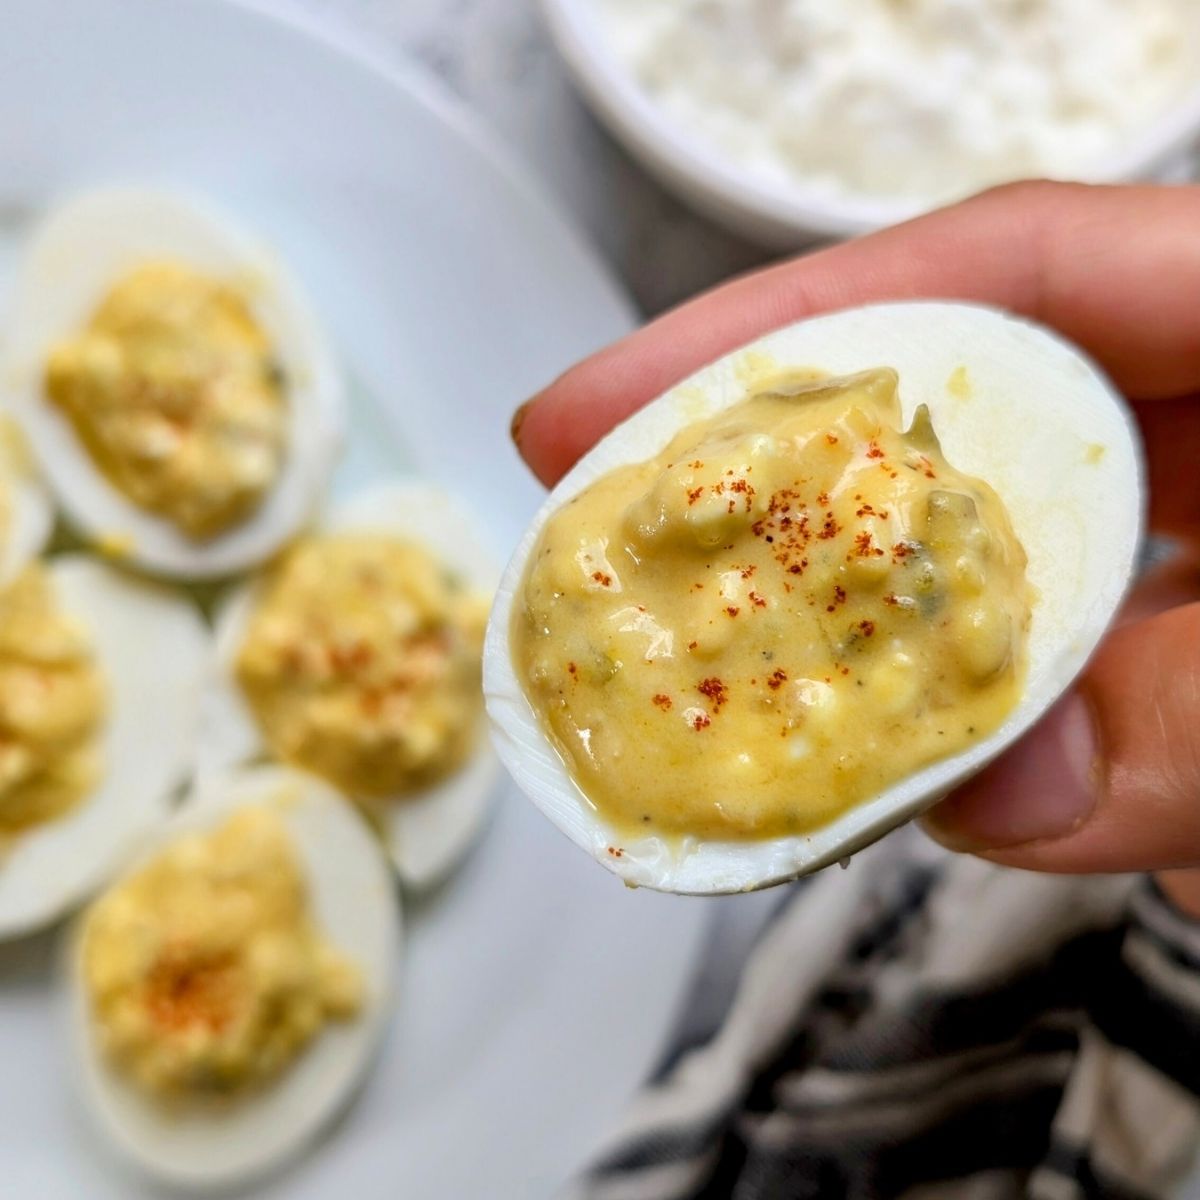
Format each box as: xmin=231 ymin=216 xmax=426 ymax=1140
xmin=0 ymin=556 xmax=209 ymax=937
xmin=201 ymin=480 xmax=501 ymax=889
xmin=2 ymin=187 xmax=345 ymax=579
xmin=63 ymin=764 xmax=400 ymax=1192
xmin=0 ymin=416 xmax=53 ymax=586
xmin=485 ymin=301 xmax=1145 ymax=895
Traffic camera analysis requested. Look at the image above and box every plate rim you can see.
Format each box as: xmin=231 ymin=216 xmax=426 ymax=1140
xmin=0 ymin=2 xmax=711 ymax=1196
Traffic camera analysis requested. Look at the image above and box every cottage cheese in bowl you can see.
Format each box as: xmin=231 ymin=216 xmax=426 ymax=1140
xmin=553 ymin=0 xmax=1200 ymax=240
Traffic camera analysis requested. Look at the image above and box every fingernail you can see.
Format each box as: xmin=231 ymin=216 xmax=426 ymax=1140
xmin=510 ymin=400 xmax=532 ymax=447
xmin=924 ymin=691 xmax=1100 ymax=851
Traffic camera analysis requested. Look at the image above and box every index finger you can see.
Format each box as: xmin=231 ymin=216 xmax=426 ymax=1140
xmin=515 ymin=181 xmax=1200 ymax=488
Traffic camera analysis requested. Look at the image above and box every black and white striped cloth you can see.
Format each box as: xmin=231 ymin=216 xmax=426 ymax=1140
xmin=573 ymin=829 xmax=1200 ymax=1200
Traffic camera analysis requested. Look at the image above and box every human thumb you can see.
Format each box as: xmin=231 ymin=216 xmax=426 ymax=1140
xmin=923 ymin=600 xmax=1200 ymax=874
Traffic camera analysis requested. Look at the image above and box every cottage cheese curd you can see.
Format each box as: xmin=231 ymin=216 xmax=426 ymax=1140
xmin=594 ymin=0 xmax=1193 ymax=201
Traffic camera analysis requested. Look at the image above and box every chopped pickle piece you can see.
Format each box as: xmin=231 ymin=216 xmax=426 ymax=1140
xmin=45 ymin=262 xmax=286 ymax=539
xmin=0 ymin=565 xmax=105 ymax=839
xmin=236 ymin=536 xmax=489 ymax=798
xmin=82 ymin=807 xmax=361 ymax=1100
xmin=514 ymin=369 xmax=1032 ymax=840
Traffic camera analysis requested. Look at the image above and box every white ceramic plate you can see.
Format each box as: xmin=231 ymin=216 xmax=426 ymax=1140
xmin=0 ymin=3 xmax=707 ymax=1197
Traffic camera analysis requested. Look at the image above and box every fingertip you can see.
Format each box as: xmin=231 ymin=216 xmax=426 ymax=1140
xmin=510 ymin=340 xmax=656 ymax=488
xmin=509 ymin=383 xmax=581 ymax=489
xmin=921 ymin=691 xmax=1100 ymax=854
xmin=508 ymin=324 xmax=582 ymax=484
xmin=509 ymin=398 xmax=532 ymax=449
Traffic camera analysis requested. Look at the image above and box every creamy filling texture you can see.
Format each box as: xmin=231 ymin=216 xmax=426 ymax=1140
xmin=82 ymin=807 xmax=361 ymax=1101
xmin=235 ymin=535 xmax=489 ymax=798
xmin=0 ymin=478 xmax=10 ymax=561
xmin=515 ymin=369 xmax=1032 ymax=841
xmin=0 ymin=565 xmax=105 ymax=839
xmin=46 ymin=262 xmax=287 ymax=539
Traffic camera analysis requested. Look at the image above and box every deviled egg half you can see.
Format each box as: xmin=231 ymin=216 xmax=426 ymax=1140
xmin=202 ymin=481 xmax=500 ymax=888
xmin=64 ymin=765 xmax=398 ymax=1192
xmin=0 ymin=417 xmax=53 ymax=586
xmin=486 ymin=302 xmax=1144 ymax=895
xmin=2 ymin=187 xmax=345 ymax=578
xmin=0 ymin=556 xmax=208 ymax=936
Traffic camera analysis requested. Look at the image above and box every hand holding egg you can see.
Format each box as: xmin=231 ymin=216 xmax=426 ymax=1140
xmin=506 ymin=181 xmax=1200 ymax=891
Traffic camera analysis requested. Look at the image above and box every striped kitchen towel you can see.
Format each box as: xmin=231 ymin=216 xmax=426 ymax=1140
xmin=572 ymin=828 xmax=1200 ymax=1200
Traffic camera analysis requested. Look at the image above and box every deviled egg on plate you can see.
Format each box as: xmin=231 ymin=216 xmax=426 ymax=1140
xmin=486 ymin=302 xmax=1144 ymax=895
xmin=0 ymin=416 xmax=53 ymax=586
xmin=63 ymin=764 xmax=399 ymax=1192
xmin=202 ymin=481 xmax=501 ymax=888
xmin=0 ymin=555 xmax=208 ymax=936
xmin=2 ymin=187 xmax=345 ymax=578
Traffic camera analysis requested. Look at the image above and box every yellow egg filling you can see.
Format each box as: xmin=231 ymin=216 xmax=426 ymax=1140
xmin=0 ymin=565 xmax=106 ymax=840
xmin=45 ymin=262 xmax=287 ymax=540
xmin=82 ymin=807 xmax=361 ymax=1101
xmin=235 ymin=535 xmax=489 ymax=798
xmin=0 ymin=478 xmax=11 ymax=563
xmin=514 ymin=369 xmax=1032 ymax=841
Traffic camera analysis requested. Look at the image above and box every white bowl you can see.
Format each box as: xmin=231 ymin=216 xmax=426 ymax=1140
xmin=541 ymin=0 xmax=1200 ymax=247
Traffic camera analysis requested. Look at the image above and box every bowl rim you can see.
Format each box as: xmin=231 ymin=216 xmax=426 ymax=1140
xmin=541 ymin=0 xmax=1200 ymax=245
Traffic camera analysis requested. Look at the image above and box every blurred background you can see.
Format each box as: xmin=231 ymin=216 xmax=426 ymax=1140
xmin=0 ymin=1 xmax=1198 ymax=1197
xmin=276 ymin=0 xmax=1200 ymax=310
